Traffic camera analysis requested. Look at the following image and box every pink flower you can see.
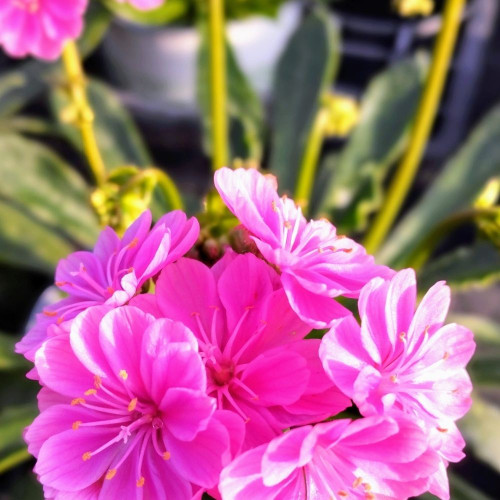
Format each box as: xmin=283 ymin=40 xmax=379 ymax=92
xmin=16 ymin=209 xmax=199 ymax=361
xmin=319 ymin=269 xmax=475 ymax=424
xmin=0 ymin=0 xmax=87 ymax=60
xmin=219 ymin=415 xmax=440 ymax=499
xmin=26 ymin=305 xmax=242 ymax=497
xmin=214 ymin=167 xmax=393 ymax=328
xmin=320 ymin=269 xmax=476 ymax=500
xmin=155 ymin=252 xmax=350 ymax=450
xmin=114 ymin=0 xmax=164 ymax=9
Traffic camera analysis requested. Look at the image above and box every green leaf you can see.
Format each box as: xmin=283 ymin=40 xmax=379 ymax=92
xmin=101 ymin=0 xmax=190 ymax=25
xmin=78 ymin=2 xmax=113 ymax=58
xmin=0 ymin=134 xmax=99 ymax=248
xmin=378 ymin=105 xmax=500 ymax=267
xmin=269 ymin=8 xmax=340 ymax=193
xmin=0 ymin=61 xmax=50 ymax=118
xmin=0 ymin=200 xmax=75 ymax=274
xmin=418 ymin=241 xmax=500 ymax=291
xmin=0 ymin=333 xmax=28 ymax=371
xmin=317 ymin=55 xmax=427 ymax=231
xmin=197 ymin=26 xmax=265 ymax=162
xmin=51 ymin=78 xmax=153 ymax=170
xmin=460 ymin=395 xmax=500 ymax=473
xmin=0 ymin=405 xmax=37 ymax=457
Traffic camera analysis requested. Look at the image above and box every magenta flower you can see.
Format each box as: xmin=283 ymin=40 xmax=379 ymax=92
xmin=220 ymin=414 xmax=439 ymax=499
xmin=320 ymin=269 xmax=475 ymax=499
xmin=27 ymin=305 xmax=241 ymax=497
xmin=16 ymin=209 xmax=199 ymax=361
xmin=155 ymin=252 xmax=350 ymax=450
xmin=0 ymin=0 xmax=87 ymax=60
xmin=214 ymin=167 xmax=393 ymax=328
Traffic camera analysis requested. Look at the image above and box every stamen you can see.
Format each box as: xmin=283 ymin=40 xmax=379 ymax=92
xmin=223 ymin=308 xmax=250 ymax=357
xmin=105 ymin=469 xmax=117 ymax=480
xmin=136 ymin=477 xmax=145 ymax=488
xmin=390 ymin=375 xmax=397 ymax=383
xmin=338 ymin=491 xmax=348 ymax=498
xmin=437 ymin=427 xmax=448 ymax=433
xmin=94 ymin=375 xmax=102 ymax=388
xmin=42 ymin=310 xmax=58 ymax=317
xmin=72 ymin=421 xmax=81 ymax=430
xmin=85 ymin=389 xmax=97 ymax=396
xmin=163 ymin=451 xmax=171 ymax=460
xmin=71 ymin=398 xmax=85 ymax=406
xmin=222 ymin=387 xmax=250 ymax=423
xmin=127 ymin=238 xmax=139 ymax=249
xmin=231 ymin=377 xmax=259 ymax=400
xmin=443 ymin=351 xmax=450 ymax=360
xmin=353 ymin=477 xmax=363 ymax=488
xmin=119 ymin=370 xmax=128 ymax=380
xmin=128 ymin=398 xmax=138 ymax=412
xmin=82 ymin=452 xmax=92 ymax=461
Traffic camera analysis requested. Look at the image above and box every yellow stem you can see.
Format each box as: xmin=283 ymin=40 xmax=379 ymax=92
xmin=0 ymin=448 xmax=31 ymax=474
xmin=62 ymin=41 xmax=107 ymax=187
xmin=294 ymin=108 xmax=330 ymax=214
xmin=209 ymin=0 xmax=228 ymax=171
xmin=363 ymin=0 xmax=465 ymax=254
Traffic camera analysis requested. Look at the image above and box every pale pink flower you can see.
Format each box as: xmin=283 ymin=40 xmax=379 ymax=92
xmin=0 ymin=0 xmax=87 ymax=60
xmin=155 ymin=252 xmax=350 ymax=450
xmin=320 ymin=269 xmax=476 ymax=500
xmin=220 ymin=415 xmax=440 ymax=499
xmin=214 ymin=167 xmax=393 ymax=328
xmin=27 ymin=305 xmax=242 ymax=497
xmin=16 ymin=209 xmax=199 ymax=361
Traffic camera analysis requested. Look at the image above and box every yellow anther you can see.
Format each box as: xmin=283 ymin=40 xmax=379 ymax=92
xmin=399 ymin=332 xmax=406 ymax=341
xmin=84 ymin=389 xmax=97 ymax=396
xmin=353 ymin=477 xmax=363 ymax=488
xmin=136 ymin=477 xmax=145 ymax=488
xmin=71 ymin=398 xmax=85 ymax=406
xmin=363 ymin=483 xmax=372 ymax=491
xmin=443 ymin=351 xmax=450 ymax=360
xmin=163 ymin=451 xmax=171 ymax=460
xmin=82 ymin=452 xmax=92 ymax=461
xmin=55 ymin=281 xmax=67 ymax=287
xmin=437 ymin=427 xmax=448 ymax=433
xmin=365 ymin=493 xmax=375 ymax=500
xmin=42 ymin=310 xmax=58 ymax=317
xmin=271 ymin=200 xmax=278 ymax=212
xmin=128 ymin=398 xmax=138 ymax=412
xmin=57 ymin=316 xmax=64 ymax=325
xmin=394 ymin=0 xmax=434 ymax=17
xmin=106 ymin=286 xmax=114 ymax=295
xmin=284 ymin=221 xmax=292 ymax=229
xmin=340 ymin=248 xmax=353 ymax=253
xmin=94 ymin=375 xmax=102 ymax=389
xmin=338 ymin=491 xmax=348 ymax=498
xmin=119 ymin=370 xmax=128 ymax=380
xmin=105 ymin=469 xmax=117 ymax=480
xmin=72 ymin=421 xmax=82 ymax=431
xmin=390 ymin=375 xmax=397 ymax=383
xmin=128 ymin=267 xmax=134 ymax=274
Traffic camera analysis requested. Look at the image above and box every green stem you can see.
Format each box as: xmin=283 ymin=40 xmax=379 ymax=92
xmin=406 ymin=207 xmax=498 ymax=270
xmin=0 ymin=448 xmax=31 ymax=474
xmin=363 ymin=0 xmax=465 ymax=254
xmin=61 ymin=41 xmax=107 ymax=187
xmin=294 ymin=108 xmax=330 ymax=214
xmin=209 ymin=0 xmax=228 ymax=171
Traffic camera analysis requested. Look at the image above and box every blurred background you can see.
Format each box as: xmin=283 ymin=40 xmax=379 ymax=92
xmin=0 ymin=0 xmax=499 ymax=498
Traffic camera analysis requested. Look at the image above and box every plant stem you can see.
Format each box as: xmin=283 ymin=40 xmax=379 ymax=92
xmin=294 ymin=107 xmax=330 ymax=214
xmin=363 ymin=0 xmax=465 ymax=254
xmin=209 ymin=0 xmax=228 ymax=171
xmin=406 ymin=207 xmax=498 ymax=270
xmin=62 ymin=41 xmax=107 ymax=187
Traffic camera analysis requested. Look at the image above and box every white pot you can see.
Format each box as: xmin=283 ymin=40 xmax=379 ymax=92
xmin=102 ymin=1 xmax=302 ymax=114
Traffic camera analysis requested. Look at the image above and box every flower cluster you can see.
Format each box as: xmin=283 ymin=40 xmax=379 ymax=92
xmin=0 ymin=0 xmax=164 ymax=60
xmin=19 ymin=168 xmax=475 ymax=499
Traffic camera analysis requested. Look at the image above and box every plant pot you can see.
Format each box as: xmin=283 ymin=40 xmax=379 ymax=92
xmin=101 ymin=1 xmax=302 ymax=115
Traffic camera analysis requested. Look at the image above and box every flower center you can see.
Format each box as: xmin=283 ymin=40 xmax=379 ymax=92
xmin=208 ymin=359 xmax=235 ymax=387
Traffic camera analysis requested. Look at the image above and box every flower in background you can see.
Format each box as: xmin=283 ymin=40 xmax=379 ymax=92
xmin=394 ymin=0 xmax=435 ymax=17
xmin=27 ymin=305 xmax=242 ymax=498
xmin=155 ymin=252 xmax=350 ymax=450
xmin=320 ymin=269 xmax=475 ymax=499
xmin=215 ymin=167 xmax=393 ymax=328
xmin=220 ymin=415 xmax=439 ymax=499
xmin=323 ymin=93 xmax=361 ymax=138
xmin=0 ymin=0 xmax=87 ymax=60
xmin=16 ymin=209 xmax=199 ymax=361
